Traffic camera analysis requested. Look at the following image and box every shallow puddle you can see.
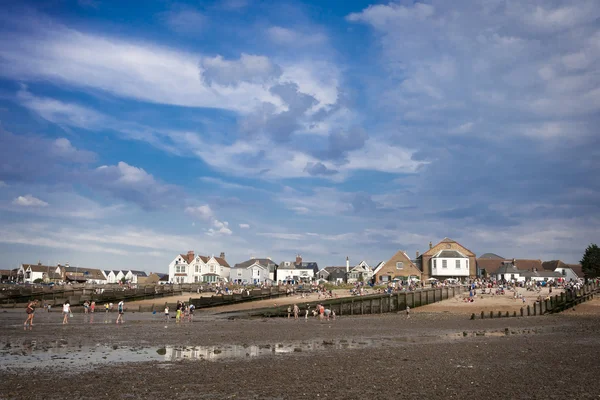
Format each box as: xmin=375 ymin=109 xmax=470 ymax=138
xmin=0 ymin=328 xmax=540 ymax=370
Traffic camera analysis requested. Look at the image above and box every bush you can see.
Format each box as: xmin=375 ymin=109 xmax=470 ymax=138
xmin=33 ymin=278 xmax=44 ymax=284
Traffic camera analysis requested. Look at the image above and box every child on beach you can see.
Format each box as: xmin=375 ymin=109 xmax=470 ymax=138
xmin=62 ymin=301 xmax=71 ymax=325
xmin=116 ymin=300 xmax=124 ymax=324
xmin=24 ymin=300 xmax=37 ymax=330
xmin=164 ymin=305 xmax=169 ymax=322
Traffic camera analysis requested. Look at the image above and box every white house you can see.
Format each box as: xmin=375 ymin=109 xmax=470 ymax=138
xmin=495 ymin=262 xmax=525 ymax=282
xmin=542 ymin=260 xmax=583 ymax=282
xmin=347 ymin=260 xmax=373 ymax=284
xmin=18 ymin=263 xmax=48 ymax=283
xmin=168 ymin=251 xmax=230 ymax=284
xmin=229 ymin=262 xmax=270 ymax=285
xmin=430 ymin=250 xmax=470 ymax=279
xmin=103 ymin=270 xmax=118 ymax=283
xmin=123 ymin=270 xmax=148 ymax=284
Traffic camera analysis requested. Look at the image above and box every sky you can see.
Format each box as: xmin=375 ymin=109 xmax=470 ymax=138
xmin=0 ymin=0 xmax=599 ymax=273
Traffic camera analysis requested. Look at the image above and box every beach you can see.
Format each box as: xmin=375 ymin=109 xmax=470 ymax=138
xmin=1 ymin=295 xmax=599 ymax=399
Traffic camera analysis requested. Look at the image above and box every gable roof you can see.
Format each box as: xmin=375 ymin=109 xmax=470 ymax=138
xmin=23 ymin=264 xmax=53 ymax=273
xmin=372 ymin=262 xmax=385 ymax=275
xmin=433 ymin=250 xmax=467 ymax=258
xmin=542 ymin=260 xmax=567 ymax=271
xmin=495 ymin=262 xmax=524 ymax=275
xmin=422 ymin=237 xmax=475 ymax=257
xmin=513 ymin=259 xmax=543 ymax=271
xmin=477 ymin=258 xmax=506 ymax=274
xmin=567 ymin=264 xmax=583 ymax=277
xmin=129 ymin=270 xmax=148 ymax=277
xmin=479 ymin=253 xmax=505 ymax=259
xmin=233 ymin=258 xmax=277 ymax=269
xmin=521 ymin=270 xmax=562 ymax=279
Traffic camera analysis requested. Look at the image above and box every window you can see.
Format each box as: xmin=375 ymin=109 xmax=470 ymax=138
xmin=175 ymin=265 xmax=186 ymax=273
xmin=433 ymin=259 xmax=437 ymax=269
xmin=456 ymin=260 xmax=461 ymax=269
xmin=237 ymin=271 xmax=242 ymax=277
xmin=210 ymin=265 xmax=215 ymax=273
xmin=396 ymin=262 xmax=404 ymax=270
xmin=195 ymin=266 xmax=200 ymax=273
xmin=442 ymin=260 xmax=447 ymax=268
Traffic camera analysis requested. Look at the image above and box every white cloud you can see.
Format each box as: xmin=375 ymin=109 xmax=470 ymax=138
xmin=162 ymin=6 xmax=207 ymax=34
xmin=239 ymin=223 xmax=250 ymax=229
xmin=185 ymin=205 xmax=214 ymax=220
xmin=186 ymin=204 xmax=232 ymax=236
xmin=12 ymin=194 xmax=48 ymax=207
xmin=267 ymin=26 xmax=326 ymax=47
xmin=200 ymin=53 xmax=282 ymax=86
xmin=0 ymin=22 xmax=282 ymax=113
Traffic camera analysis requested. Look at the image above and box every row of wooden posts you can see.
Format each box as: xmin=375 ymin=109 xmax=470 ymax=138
xmin=471 ymin=282 xmax=598 ymax=320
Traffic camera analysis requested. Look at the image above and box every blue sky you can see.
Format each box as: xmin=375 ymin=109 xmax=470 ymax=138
xmin=0 ymin=0 xmax=599 ymax=272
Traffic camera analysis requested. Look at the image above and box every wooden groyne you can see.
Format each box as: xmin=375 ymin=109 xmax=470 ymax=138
xmin=470 ymin=282 xmax=599 ymax=320
xmin=224 ymin=285 xmax=468 ymax=318
xmin=189 ymin=287 xmax=287 ymax=309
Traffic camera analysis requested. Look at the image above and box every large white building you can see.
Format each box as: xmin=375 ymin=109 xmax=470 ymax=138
xmin=168 ymin=251 xmax=230 ymax=284
xmin=430 ymin=249 xmax=470 ymax=279
xmin=230 ymin=258 xmax=278 ymax=285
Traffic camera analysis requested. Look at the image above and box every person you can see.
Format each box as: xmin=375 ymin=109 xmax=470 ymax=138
xmin=105 ymin=303 xmax=109 ymax=313
xmin=90 ymin=301 xmax=96 ymax=313
xmin=293 ymin=304 xmax=299 ymax=320
xmin=287 ymin=305 xmax=292 ymax=319
xmin=305 ymin=307 xmax=309 ymax=320
xmin=164 ymin=304 xmax=170 ymax=322
xmin=62 ymin=301 xmax=71 ymax=325
xmin=83 ymin=300 xmax=89 ymax=314
xmin=24 ymin=300 xmax=37 ymax=329
xmin=175 ymin=301 xmax=182 ymax=323
xmin=324 ymin=308 xmax=331 ymax=321
xmin=188 ymin=304 xmax=195 ymax=322
xmin=406 ymin=305 xmax=410 ymax=319
xmin=115 ymin=300 xmax=124 ymax=324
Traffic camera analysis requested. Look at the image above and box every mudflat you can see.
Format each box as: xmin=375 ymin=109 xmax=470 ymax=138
xmin=1 ymin=301 xmax=599 ymax=399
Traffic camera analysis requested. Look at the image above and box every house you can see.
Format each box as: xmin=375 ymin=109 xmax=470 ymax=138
xmin=375 ymin=251 xmax=422 ymax=283
xmin=103 ymin=270 xmax=119 ymax=284
xmin=230 ymin=257 xmax=278 ymax=283
xmin=62 ymin=265 xmax=106 ymax=284
xmin=495 ymin=261 xmax=525 ymax=282
xmin=542 ymin=260 xmax=583 ymax=281
xmin=347 ymin=260 xmax=373 ymax=284
xmin=522 ymin=269 xmax=562 ymax=282
xmin=230 ymin=258 xmax=273 ymax=285
xmin=476 ymin=253 xmax=506 ymax=277
xmin=317 ymin=266 xmax=347 ymax=283
xmin=0 ymin=269 xmax=16 ymax=283
xmin=124 ymin=270 xmax=148 ymax=284
xmin=141 ymin=272 xmax=169 ymax=285
xmin=277 ymin=255 xmax=318 ymax=284
xmin=18 ymin=263 xmax=51 ymax=283
xmin=417 ymin=238 xmax=476 ymax=280
xmin=168 ymin=251 xmax=230 ymax=283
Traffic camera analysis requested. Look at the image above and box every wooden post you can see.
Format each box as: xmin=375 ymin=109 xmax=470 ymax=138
xmin=360 ymin=300 xmax=364 ymax=315
xmin=520 ymin=308 xmax=524 ymax=317
xmin=351 ymin=300 xmax=354 ymax=315
xmin=497 ymin=311 xmax=502 ymax=318
xmin=490 ymin=311 xmax=493 ymax=318
xmin=527 ymin=305 xmax=531 ymax=316
xmin=481 ymin=311 xmax=485 ymax=319
xmin=380 ymin=298 xmax=383 ymax=314
xmin=513 ymin=311 xmax=516 ymax=317
xmin=370 ymin=299 xmax=374 ymax=314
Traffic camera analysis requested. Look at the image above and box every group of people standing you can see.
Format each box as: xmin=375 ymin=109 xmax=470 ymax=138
xmin=23 ymin=298 xmax=125 ymax=328
xmin=164 ymin=300 xmax=195 ymax=323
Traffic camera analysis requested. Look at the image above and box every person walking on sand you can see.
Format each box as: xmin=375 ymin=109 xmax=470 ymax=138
xmin=293 ymin=304 xmax=299 ymax=320
xmin=305 ymin=307 xmax=309 ymax=320
xmin=287 ymin=305 xmax=292 ymax=319
xmin=175 ymin=301 xmax=182 ymax=323
xmin=90 ymin=301 xmax=95 ymax=313
xmin=62 ymin=301 xmax=71 ymax=325
xmin=164 ymin=304 xmax=170 ymax=323
xmin=116 ymin=300 xmax=124 ymax=324
xmin=406 ymin=305 xmax=410 ymax=319
xmin=24 ymin=300 xmax=37 ymax=330
xmin=188 ymin=304 xmax=195 ymax=322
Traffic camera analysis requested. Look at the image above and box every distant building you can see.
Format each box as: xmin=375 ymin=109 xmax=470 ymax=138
xmin=168 ymin=251 xmax=230 ymax=283
xmin=230 ymin=257 xmax=276 ymax=285
xmin=375 ymin=251 xmax=422 ymax=283
xmin=277 ymin=255 xmax=318 ymax=284
xmin=347 ymin=260 xmax=373 ymax=284
xmin=416 ymin=238 xmax=476 ymax=280
xmin=542 ymin=260 xmax=583 ymax=281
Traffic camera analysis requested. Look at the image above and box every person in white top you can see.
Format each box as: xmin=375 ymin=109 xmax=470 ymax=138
xmin=62 ymin=301 xmax=71 ymax=325
xmin=116 ymin=300 xmax=124 ymax=324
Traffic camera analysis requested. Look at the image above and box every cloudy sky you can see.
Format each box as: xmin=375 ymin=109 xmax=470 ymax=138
xmin=0 ymin=0 xmax=598 ymax=272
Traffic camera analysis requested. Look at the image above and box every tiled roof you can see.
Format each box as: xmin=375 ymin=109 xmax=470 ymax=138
xmin=567 ymin=264 xmax=583 ymax=277
xmin=433 ymin=250 xmax=467 ymax=258
xmin=477 ymin=258 xmax=506 ymax=274
xmin=23 ymin=264 xmax=53 ymax=273
xmin=479 ymin=253 xmax=505 ymax=259
xmin=129 ymin=270 xmax=148 ymax=277
xmin=513 ymin=259 xmax=543 ymax=271
xmin=233 ymin=258 xmax=277 ymax=269
xmin=542 ymin=260 xmax=567 ymax=271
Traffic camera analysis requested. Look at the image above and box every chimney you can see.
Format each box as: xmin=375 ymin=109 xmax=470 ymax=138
xmin=416 ymin=251 xmax=420 ymax=258
xmin=429 ymin=241 xmax=432 ymax=249
xmin=38 ymin=261 xmax=42 ymax=266
xmin=346 ymin=256 xmax=350 ymax=273
xmin=220 ymin=252 xmax=225 ymax=260
xmin=296 ymin=254 xmax=302 ymax=264
xmin=187 ymin=250 xmax=195 ymax=260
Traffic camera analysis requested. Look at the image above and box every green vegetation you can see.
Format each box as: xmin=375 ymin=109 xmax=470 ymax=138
xmin=581 ymin=244 xmax=600 ymax=278
xmin=33 ymin=278 xmax=44 ymax=283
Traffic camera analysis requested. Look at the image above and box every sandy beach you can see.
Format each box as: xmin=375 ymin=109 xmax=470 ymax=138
xmin=1 ymin=295 xmax=599 ymax=399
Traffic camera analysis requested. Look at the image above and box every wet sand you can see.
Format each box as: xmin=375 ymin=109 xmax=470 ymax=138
xmin=1 ymin=299 xmax=599 ymax=399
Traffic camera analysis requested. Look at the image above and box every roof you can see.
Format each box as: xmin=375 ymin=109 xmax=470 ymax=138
xmin=514 ymin=259 xmax=543 ymax=271
xmin=495 ymin=262 xmax=524 ymax=275
xmin=154 ymin=273 xmax=168 ymax=279
xmin=233 ymin=258 xmax=277 ymax=269
xmin=129 ymin=270 xmax=148 ymax=277
xmin=542 ymin=260 xmax=567 ymax=271
xmin=23 ymin=264 xmax=53 ymax=273
xmin=477 ymin=258 xmax=506 ymax=274
xmin=372 ymin=262 xmax=385 ymax=274
xmin=521 ymin=270 xmax=562 ymax=278
xmin=567 ymin=264 xmax=583 ymax=277
xmin=422 ymin=237 xmax=475 ymax=257
xmin=64 ymin=267 xmax=106 ymax=280
xmin=433 ymin=250 xmax=467 ymax=258
xmin=479 ymin=253 xmax=505 ymax=259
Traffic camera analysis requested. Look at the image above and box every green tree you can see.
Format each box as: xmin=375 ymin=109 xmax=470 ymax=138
xmin=581 ymin=244 xmax=600 ymax=278
xmin=33 ymin=278 xmax=44 ymax=284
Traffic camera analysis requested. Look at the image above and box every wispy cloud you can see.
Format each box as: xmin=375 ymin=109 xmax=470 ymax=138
xmin=12 ymin=194 xmax=48 ymax=207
